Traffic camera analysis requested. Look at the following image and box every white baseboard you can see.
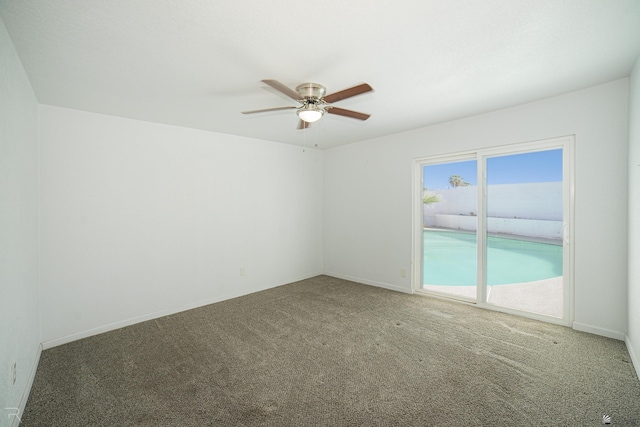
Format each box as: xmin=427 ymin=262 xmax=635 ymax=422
xmin=12 ymin=343 xmax=42 ymax=427
xmin=572 ymin=322 xmax=626 ymax=341
xmin=625 ymin=335 xmax=640 ymax=380
xmin=42 ymin=273 xmax=321 ymax=350
xmin=324 ymin=272 xmax=413 ymax=294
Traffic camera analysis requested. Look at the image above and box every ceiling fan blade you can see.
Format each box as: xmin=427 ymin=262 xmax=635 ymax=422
xmin=262 ymin=79 xmax=300 ymax=100
xmin=297 ymin=119 xmax=311 ymax=130
xmin=242 ymin=106 xmax=297 ymax=114
xmin=323 ymin=83 xmax=373 ymax=104
xmin=326 ymin=107 xmax=370 ymax=121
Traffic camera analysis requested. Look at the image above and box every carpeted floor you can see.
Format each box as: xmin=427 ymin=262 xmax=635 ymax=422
xmin=22 ymin=275 xmax=640 ymax=426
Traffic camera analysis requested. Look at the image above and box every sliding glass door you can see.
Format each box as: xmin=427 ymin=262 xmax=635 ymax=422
xmin=414 ymin=137 xmax=574 ymax=324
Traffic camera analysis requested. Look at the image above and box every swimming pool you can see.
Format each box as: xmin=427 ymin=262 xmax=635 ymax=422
xmin=423 ymin=230 xmax=562 ymax=286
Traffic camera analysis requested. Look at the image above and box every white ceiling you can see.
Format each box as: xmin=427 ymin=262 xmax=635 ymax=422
xmin=2 ymin=1 xmax=640 ymax=149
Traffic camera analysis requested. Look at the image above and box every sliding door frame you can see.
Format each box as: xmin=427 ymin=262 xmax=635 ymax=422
xmin=412 ymin=136 xmax=575 ymax=327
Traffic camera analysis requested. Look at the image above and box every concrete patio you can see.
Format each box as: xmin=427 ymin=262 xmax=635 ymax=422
xmin=423 ymin=276 xmax=563 ymax=318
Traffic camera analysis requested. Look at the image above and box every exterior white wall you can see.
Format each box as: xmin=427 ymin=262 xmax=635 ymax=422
xmin=38 ymin=106 xmax=324 ymax=346
xmin=424 ymin=182 xmax=563 ymax=239
xmin=425 ymin=182 xmax=562 ymax=220
xmin=426 ymin=215 xmax=562 ymax=240
xmin=487 ymin=182 xmax=563 ymax=221
xmin=0 ymin=18 xmax=41 ymax=426
xmin=628 ymin=56 xmax=640 ymax=377
xmin=425 ymin=186 xmax=479 ymax=217
xmin=324 ymin=79 xmax=629 ymax=337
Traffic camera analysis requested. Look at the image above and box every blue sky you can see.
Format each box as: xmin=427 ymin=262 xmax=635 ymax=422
xmin=423 ymin=149 xmax=562 ymax=190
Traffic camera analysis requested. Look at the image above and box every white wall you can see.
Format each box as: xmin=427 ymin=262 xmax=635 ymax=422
xmin=426 ymin=215 xmax=562 ymax=241
xmin=39 ymin=106 xmax=323 ymax=346
xmin=628 ymin=56 xmax=640 ymax=376
xmin=324 ymin=79 xmax=629 ymax=337
xmin=424 ymin=182 xmax=563 ymax=239
xmin=0 ymin=18 xmax=40 ymax=427
xmin=425 ymin=182 xmax=562 ymax=220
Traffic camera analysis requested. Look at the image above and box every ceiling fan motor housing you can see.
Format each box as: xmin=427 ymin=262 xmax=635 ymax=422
xmin=296 ymin=83 xmax=326 ymax=100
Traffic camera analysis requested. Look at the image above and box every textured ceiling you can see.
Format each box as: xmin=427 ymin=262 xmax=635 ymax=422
xmin=1 ymin=0 xmax=640 ymax=149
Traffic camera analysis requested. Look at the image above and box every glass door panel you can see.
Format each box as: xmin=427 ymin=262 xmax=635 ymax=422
xmin=484 ymin=149 xmax=564 ymax=317
xmin=422 ymin=159 xmax=478 ymax=300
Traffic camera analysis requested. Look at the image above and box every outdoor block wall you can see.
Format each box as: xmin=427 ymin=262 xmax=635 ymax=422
xmin=423 ymin=182 xmax=562 ymax=239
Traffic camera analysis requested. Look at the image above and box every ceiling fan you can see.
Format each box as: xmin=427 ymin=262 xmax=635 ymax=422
xmin=242 ymin=80 xmax=373 ymax=129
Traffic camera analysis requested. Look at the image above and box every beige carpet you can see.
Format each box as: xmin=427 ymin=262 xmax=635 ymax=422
xmin=22 ymin=275 xmax=640 ymax=426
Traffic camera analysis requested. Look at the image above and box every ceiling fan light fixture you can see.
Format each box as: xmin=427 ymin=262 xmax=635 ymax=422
xmin=297 ymin=105 xmax=324 ymax=123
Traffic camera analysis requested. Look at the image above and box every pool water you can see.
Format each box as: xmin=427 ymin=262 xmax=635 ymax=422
xmin=423 ymin=230 xmax=562 ymax=286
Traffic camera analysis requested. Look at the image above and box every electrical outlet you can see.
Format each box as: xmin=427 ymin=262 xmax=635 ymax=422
xmin=10 ymin=362 xmax=16 ymax=385
xmin=401 ymin=269 xmax=407 ymax=278
xmin=239 ymin=267 xmax=245 ymax=276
